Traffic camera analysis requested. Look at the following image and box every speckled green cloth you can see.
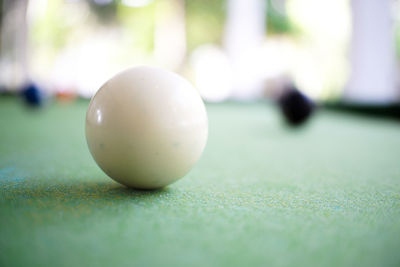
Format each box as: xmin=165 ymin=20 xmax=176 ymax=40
xmin=1 ymin=97 xmax=399 ymax=267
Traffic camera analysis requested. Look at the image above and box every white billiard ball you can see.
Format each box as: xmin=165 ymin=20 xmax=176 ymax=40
xmin=86 ymin=66 xmax=208 ymax=189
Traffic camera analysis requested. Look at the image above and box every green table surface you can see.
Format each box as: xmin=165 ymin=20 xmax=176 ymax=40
xmin=1 ymin=97 xmax=400 ymax=267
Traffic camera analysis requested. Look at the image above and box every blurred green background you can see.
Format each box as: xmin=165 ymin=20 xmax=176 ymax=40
xmin=3 ymin=0 xmax=397 ymax=103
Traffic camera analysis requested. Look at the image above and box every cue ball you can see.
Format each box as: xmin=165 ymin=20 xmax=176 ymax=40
xmin=86 ymin=66 xmax=208 ymax=189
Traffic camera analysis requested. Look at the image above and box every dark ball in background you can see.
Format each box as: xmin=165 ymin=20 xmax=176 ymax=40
xmin=21 ymin=83 xmax=43 ymax=107
xmin=278 ymin=84 xmax=315 ymax=126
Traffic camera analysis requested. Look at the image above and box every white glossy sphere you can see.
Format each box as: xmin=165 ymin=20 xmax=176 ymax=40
xmin=86 ymin=66 xmax=208 ymax=189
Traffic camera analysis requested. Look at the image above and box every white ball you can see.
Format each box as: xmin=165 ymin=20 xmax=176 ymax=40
xmin=85 ymin=66 xmax=208 ymax=189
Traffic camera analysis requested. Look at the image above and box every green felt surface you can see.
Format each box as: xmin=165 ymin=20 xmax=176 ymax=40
xmin=0 ymin=97 xmax=400 ymax=267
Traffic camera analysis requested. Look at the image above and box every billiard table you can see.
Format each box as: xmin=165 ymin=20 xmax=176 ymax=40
xmin=0 ymin=97 xmax=399 ymax=267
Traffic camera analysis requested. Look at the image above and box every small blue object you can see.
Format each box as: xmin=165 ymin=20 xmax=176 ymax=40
xmin=21 ymin=83 xmax=43 ymax=107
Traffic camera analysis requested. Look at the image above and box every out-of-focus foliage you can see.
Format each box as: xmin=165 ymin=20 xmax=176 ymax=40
xmin=266 ymin=0 xmax=293 ymax=34
xmin=30 ymin=0 xmax=298 ymax=56
xmin=20 ymin=0 xmax=356 ymax=100
xmin=185 ymin=0 xmax=225 ymax=51
xmin=87 ymin=0 xmax=118 ymax=23
xmin=116 ymin=2 xmax=155 ymax=53
xmin=395 ymin=25 xmax=400 ymax=59
xmin=31 ymin=0 xmax=156 ymax=61
xmin=31 ymin=0 xmax=75 ymax=59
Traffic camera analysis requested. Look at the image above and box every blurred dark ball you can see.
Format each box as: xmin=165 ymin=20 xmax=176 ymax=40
xmin=21 ymin=83 xmax=43 ymax=107
xmin=278 ymin=85 xmax=315 ymax=126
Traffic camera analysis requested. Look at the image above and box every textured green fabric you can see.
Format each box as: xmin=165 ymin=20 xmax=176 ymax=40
xmin=1 ymin=97 xmax=399 ymax=267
